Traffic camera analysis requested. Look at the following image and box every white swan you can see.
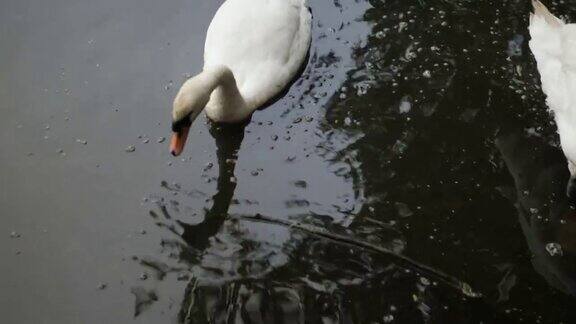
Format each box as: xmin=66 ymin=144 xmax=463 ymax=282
xmin=529 ymin=0 xmax=576 ymax=198
xmin=170 ymin=0 xmax=312 ymax=156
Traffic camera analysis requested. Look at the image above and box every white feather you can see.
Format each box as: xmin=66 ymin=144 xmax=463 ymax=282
xmin=529 ymin=0 xmax=576 ymax=172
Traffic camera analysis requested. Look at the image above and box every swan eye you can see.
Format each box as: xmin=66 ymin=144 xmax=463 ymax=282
xmin=171 ymin=115 xmax=192 ymax=133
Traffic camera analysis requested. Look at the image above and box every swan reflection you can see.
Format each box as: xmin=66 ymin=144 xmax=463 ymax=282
xmin=497 ymin=130 xmax=576 ymax=296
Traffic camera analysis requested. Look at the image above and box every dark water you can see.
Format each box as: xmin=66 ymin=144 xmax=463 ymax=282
xmin=2 ymin=0 xmax=576 ymax=322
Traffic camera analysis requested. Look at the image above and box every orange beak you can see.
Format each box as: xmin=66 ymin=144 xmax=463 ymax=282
xmin=170 ymin=126 xmax=190 ymax=156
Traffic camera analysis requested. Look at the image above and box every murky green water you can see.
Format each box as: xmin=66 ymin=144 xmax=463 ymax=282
xmin=2 ymin=0 xmax=576 ymax=322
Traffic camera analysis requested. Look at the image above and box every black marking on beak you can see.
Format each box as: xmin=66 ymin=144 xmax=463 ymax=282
xmin=171 ymin=114 xmax=192 ymax=133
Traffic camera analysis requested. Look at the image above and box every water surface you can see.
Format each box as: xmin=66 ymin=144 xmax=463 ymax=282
xmin=1 ymin=0 xmax=576 ymax=323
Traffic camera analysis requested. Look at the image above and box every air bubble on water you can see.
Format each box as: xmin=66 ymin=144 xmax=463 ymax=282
xmin=395 ymin=202 xmax=413 ymax=217
xmin=399 ymin=96 xmax=412 ymax=114
xmin=157 ymin=137 xmax=166 ymax=143
xmin=76 ymin=139 xmax=87 ymax=145
xmin=460 ymin=283 xmax=481 ymax=298
xmin=125 ymin=145 xmax=136 ymax=153
xmin=422 ymin=70 xmax=432 ymax=78
xmin=204 ymin=162 xmax=214 ymax=171
xmin=546 ymin=242 xmax=563 ymax=257
xmin=420 ymin=277 xmax=431 ymax=286
xmin=383 ymin=314 xmax=394 ymax=323
xmin=10 ymin=231 xmax=20 ymax=238
xmin=398 ymin=21 xmax=408 ymax=32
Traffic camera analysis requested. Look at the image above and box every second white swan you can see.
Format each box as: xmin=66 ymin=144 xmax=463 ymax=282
xmin=529 ymin=0 xmax=576 ymax=198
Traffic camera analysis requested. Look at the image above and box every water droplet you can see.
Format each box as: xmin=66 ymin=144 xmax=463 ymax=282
xmin=10 ymin=231 xmax=20 ymax=238
xmin=157 ymin=137 xmax=166 ymax=143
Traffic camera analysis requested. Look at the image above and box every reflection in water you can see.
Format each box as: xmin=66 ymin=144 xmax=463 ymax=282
xmin=142 ymin=120 xmax=487 ymax=322
xmin=497 ymin=130 xmax=576 ymax=296
xmin=178 ymin=123 xmax=245 ymax=250
xmin=4 ymin=0 xmax=576 ymax=321
xmin=136 ymin=0 xmax=576 ymax=322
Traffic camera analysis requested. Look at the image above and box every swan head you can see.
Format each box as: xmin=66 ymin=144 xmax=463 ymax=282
xmin=170 ymin=80 xmax=210 ymax=156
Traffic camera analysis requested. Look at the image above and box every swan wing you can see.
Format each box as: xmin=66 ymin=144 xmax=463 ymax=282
xmin=204 ymin=0 xmax=312 ymax=108
xmin=529 ymin=0 xmax=576 ymax=162
xmin=529 ymin=0 xmax=567 ymax=112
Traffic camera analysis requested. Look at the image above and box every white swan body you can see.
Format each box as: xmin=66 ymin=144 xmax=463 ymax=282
xmin=529 ymin=0 xmax=576 ymax=197
xmin=170 ymin=0 xmax=312 ymax=155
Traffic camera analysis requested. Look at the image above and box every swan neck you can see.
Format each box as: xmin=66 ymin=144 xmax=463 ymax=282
xmin=203 ymin=66 xmax=252 ymax=123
